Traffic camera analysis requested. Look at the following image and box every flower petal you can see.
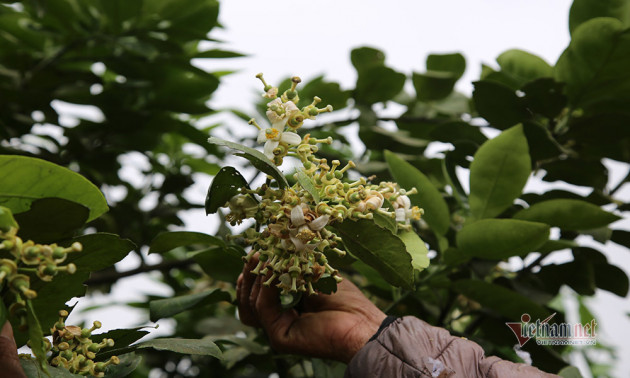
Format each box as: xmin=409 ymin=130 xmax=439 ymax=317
xmin=309 ymin=215 xmax=330 ymax=231
xmin=291 ymin=205 xmax=306 ymax=226
xmin=281 ymin=131 xmax=302 ymax=146
xmin=290 ymin=235 xmax=306 ymax=251
xmin=264 ymin=140 xmax=279 ymax=160
xmin=395 ymin=208 xmax=406 ymax=222
xmin=257 ymin=129 xmax=267 ymax=143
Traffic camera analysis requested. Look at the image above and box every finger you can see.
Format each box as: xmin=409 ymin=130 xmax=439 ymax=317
xmin=255 ymin=281 xmax=298 ymax=352
xmin=0 ymin=322 xmax=26 ymax=378
xmin=237 ymin=255 xmax=262 ymax=327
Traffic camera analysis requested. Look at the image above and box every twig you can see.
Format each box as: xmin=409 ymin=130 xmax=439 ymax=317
xmin=84 ymin=258 xmax=197 ymax=286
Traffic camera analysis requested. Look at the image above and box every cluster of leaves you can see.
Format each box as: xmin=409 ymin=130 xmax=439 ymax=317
xmin=0 ymin=0 xmax=629 ymax=377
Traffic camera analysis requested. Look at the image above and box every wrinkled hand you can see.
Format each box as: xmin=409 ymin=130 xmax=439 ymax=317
xmin=0 ymin=321 xmax=26 ymax=378
xmin=236 ymin=255 xmax=386 ymax=363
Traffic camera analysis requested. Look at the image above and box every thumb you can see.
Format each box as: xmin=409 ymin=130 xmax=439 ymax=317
xmin=0 ymin=321 xmax=26 ymax=378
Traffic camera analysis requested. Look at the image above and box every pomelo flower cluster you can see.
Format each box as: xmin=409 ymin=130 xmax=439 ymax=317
xmin=224 ymin=74 xmax=423 ymax=295
xmin=0 ymin=225 xmax=81 ymax=331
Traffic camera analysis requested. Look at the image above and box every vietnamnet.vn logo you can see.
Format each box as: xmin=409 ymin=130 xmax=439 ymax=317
xmin=506 ymin=313 xmax=597 ymax=346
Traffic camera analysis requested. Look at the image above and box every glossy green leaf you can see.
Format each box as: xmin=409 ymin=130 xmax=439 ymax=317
xmin=452 ymin=279 xmax=550 ymax=320
xmin=207 ymin=138 xmax=288 ymax=188
xmin=191 ymin=246 xmax=244 ymax=282
xmin=0 ymin=205 xmax=18 ymax=232
xmin=205 ymin=166 xmax=250 ymax=214
xmin=555 ymin=18 xmax=630 ymax=112
xmin=150 ymin=289 xmax=232 ymax=321
xmin=149 ymin=231 xmax=225 ymax=254
xmin=611 ymin=229 xmax=630 ymax=248
xmin=513 ymin=199 xmax=620 ymax=230
xmin=457 ymin=219 xmax=550 ymax=259
xmin=0 ymin=155 xmax=108 ymax=222
xmin=311 ymin=275 xmax=338 ymax=295
xmin=298 ymin=76 xmax=350 ymax=110
xmin=427 ymin=53 xmax=466 ymax=79
xmin=334 ymin=219 xmax=414 ymax=289
xmin=496 ymin=49 xmax=553 ymax=86
xmin=569 ymin=0 xmax=630 ymax=34
xmin=472 ymin=81 xmax=530 ymax=129
xmin=385 ymin=150 xmax=450 ymax=235
xmin=133 ymin=338 xmax=222 ymax=358
xmin=397 ymin=230 xmax=430 ymax=271
xmin=294 ymin=168 xmax=319 ymax=202
xmin=355 ymin=66 xmax=406 ymax=105
xmin=469 ymin=125 xmax=531 ymax=219
xmin=13 ymin=198 xmax=89 ymax=244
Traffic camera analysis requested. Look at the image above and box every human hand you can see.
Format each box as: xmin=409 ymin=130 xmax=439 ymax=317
xmin=0 ymin=321 xmax=26 ymax=378
xmin=236 ymin=255 xmax=386 ymax=363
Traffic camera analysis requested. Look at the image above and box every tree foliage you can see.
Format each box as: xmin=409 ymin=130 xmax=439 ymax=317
xmin=1 ymin=0 xmax=629 ymax=377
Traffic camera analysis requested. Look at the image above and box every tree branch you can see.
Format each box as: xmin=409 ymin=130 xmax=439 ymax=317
xmin=84 ymin=258 xmax=197 ymax=286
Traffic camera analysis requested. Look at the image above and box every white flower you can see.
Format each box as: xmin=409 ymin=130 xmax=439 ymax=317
xmin=256 ymin=127 xmax=301 ymax=160
xmin=266 ymin=98 xmax=300 ymax=129
xmin=288 ymin=204 xmax=330 ymax=252
xmin=393 ymin=195 xmax=423 ymax=223
xmin=263 ymin=87 xmax=278 ymax=99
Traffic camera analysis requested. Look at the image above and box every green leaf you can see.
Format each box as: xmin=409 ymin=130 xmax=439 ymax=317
xmin=469 ymin=125 xmax=531 ymax=219
xmin=541 ymin=158 xmax=608 ymax=189
xmin=149 ymin=231 xmax=225 ymax=254
xmin=593 ymin=261 xmax=629 ymax=297
xmin=472 ymin=81 xmax=530 ymax=129
xmin=294 ymin=168 xmax=319 ymax=202
xmin=195 ymin=49 xmax=245 ymax=59
xmin=384 ymin=150 xmax=450 ymax=235
xmin=351 ymin=46 xmax=386 ymax=74
xmin=133 ymin=338 xmax=222 ymax=358
xmin=0 ymin=155 xmax=108 ymax=222
xmin=149 ymin=289 xmax=232 ymax=321
xmin=102 ymin=352 xmax=142 ymax=378
xmin=569 ymin=0 xmax=630 ymax=35
xmin=25 ymin=300 xmax=48 ymax=372
xmin=397 ymin=230 xmax=430 ymax=271
xmin=452 ymin=279 xmax=550 ymax=320
xmin=355 ymin=66 xmax=406 ymax=105
xmin=311 ymin=275 xmax=338 ymax=295
xmin=427 ymin=53 xmax=466 ymax=80
xmin=457 ymin=219 xmax=550 ymax=259
xmin=412 ymin=71 xmax=458 ymax=102
xmin=334 ymin=219 xmax=414 ymax=289
xmin=558 ymin=366 xmax=584 ymax=378
xmin=92 ymin=327 xmax=151 ymax=360
xmin=205 ymin=166 xmax=250 ymax=214
xmin=0 ymin=205 xmax=18 ymax=232
xmin=191 ymin=246 xmax=244 ymax=282
xmin=496 ymin=49 xmax=553 ymax=87
xmin=372 ymin=212 xmax=398 ymax=234
xmin=207 ymin=138 xmax=288 ymax=189
xmin=13 ymin=198 xmax=89 ymax=244
xmin=513 ymin=199 xmax=620 ymax=230
xmin=555 ymin=18 xmax=630 ymax=112
xmin=521 ymin=78 xmax=567 ymax=119
xmin=20 ymin=358 xmax=82 ymax=377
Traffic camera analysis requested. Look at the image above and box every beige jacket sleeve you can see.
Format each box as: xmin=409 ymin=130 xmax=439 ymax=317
xmin=345 ymin=316 xmax=558 ymax=378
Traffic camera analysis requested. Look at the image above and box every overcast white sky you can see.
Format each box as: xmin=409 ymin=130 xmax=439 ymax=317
xmin=65 ymin=1 xmax=630 ymax=376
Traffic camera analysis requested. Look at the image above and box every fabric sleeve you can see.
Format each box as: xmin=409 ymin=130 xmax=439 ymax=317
xmin=345 ymin=316 xmax=559 ymax=378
